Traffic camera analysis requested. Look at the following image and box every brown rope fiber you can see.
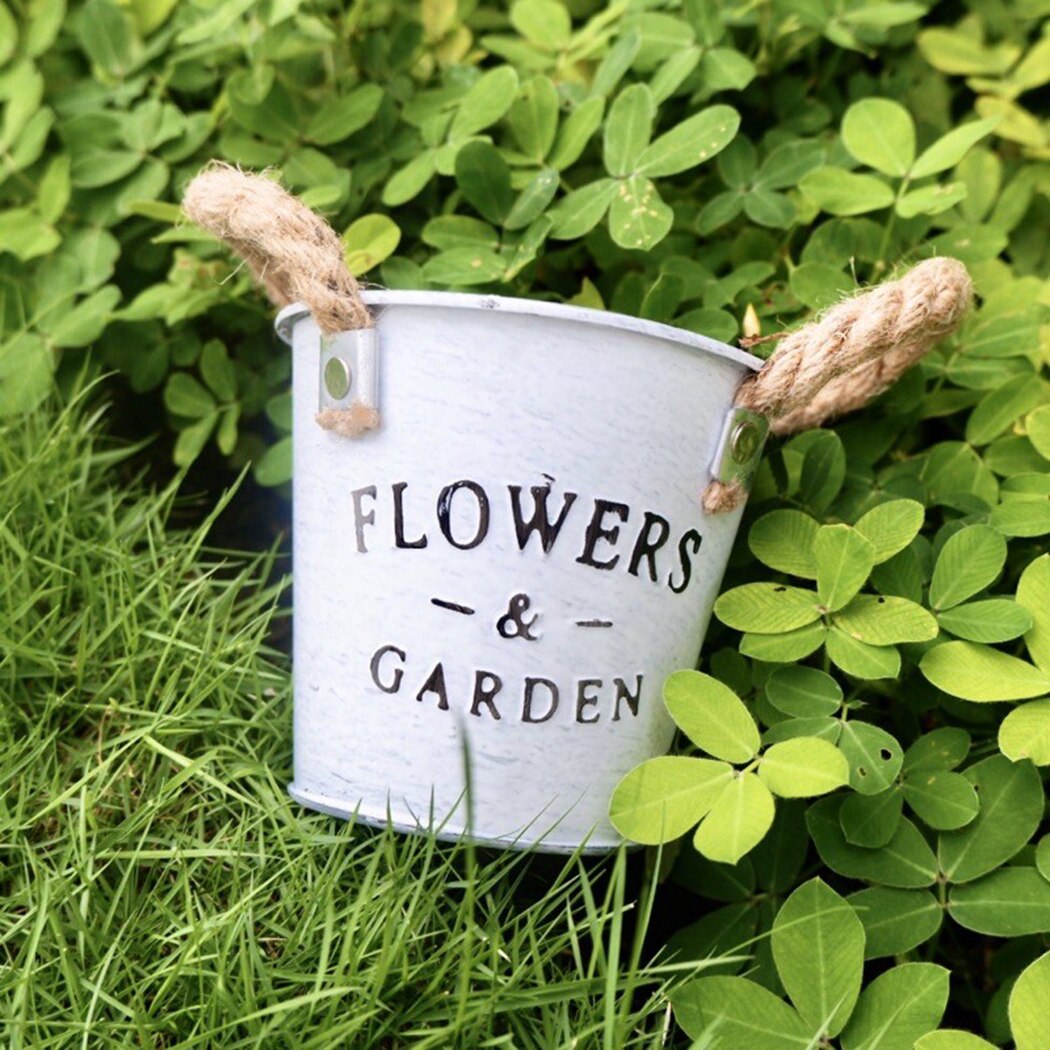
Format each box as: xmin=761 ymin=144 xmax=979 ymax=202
xmin=182 ymin=166 xmax=971 ymax=469
xmin=703 ymin=257 xmax=973 ymax=513
xmin=182 ymin=163 xmax=377 ymax=435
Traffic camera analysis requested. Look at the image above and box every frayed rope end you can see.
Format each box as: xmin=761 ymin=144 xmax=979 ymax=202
xmin=315 ymin=405 xmax=380 ymax=438
xmin=701 ymin=479 xmax=747 ymax=515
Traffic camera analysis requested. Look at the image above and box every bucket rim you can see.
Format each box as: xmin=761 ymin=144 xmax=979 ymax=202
xmin=274 ymin=290 xmax=763 ymax=371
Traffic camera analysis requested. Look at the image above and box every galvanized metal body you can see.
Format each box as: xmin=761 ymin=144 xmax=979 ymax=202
xmin=277 ymin=291 xmax=762 ymax=853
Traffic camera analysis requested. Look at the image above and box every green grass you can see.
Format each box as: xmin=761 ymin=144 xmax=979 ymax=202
xmin=0 ymin=392 xmax=716 ymax=1048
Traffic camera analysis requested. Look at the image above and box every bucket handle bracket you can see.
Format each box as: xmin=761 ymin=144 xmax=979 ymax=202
xmin=319 ymin=328 xmax=379 ymax=417
xmin=710 ymin=407 xmax=769 ymax=492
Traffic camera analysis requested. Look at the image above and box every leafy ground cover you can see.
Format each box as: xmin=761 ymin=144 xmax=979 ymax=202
xmin=1 ymin=0 xmax=1045 ymax=483
xmin=2 ymin=0 xmax=1050 ymax=1047
xmin=0 ymin=392 xmax=691 ymax=1048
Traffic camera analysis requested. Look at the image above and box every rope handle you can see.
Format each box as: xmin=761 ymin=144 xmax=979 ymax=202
xmin=183 ymin=162 xmax=378 ymax=437
xmin=702 ymin=257 xmax=973 ymax=513
xmin=182 ymin=165 xmax=973 ymax=477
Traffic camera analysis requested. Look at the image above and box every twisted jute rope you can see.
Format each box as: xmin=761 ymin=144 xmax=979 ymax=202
xmin=182 ymin=166 xmax=972 ymax=486
xmin=182 ymin=163 xmax=378 ymax=437
xmin=701 ymin=256 xmax=973 ymax=514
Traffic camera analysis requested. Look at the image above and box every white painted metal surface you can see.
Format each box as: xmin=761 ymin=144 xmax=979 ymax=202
xmin=277 ymin=291 xmax=762 ymax=853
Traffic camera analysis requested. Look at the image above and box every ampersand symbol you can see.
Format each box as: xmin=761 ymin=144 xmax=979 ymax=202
xmin=496 ymin=592 xmax=540 ymax=641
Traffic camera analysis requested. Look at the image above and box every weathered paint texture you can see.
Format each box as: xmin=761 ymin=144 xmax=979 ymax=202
xmin=278 ymin=291 xmax=760 ymax=852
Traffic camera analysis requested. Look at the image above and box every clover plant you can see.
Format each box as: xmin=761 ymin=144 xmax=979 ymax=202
xmin=671 ymin=883 xmax=1050 ymax=1050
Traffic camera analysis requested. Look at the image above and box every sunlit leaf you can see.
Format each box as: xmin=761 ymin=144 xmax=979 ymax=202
xmin=664 ymin=670 xmax=760 ymax=762
xmin=759 ymin=738 xmax=849 ymax=798
xmin=609 ymin=756 xmax=734 ymax=844
xmin=693 ymin=773 xmax=775 ymax=864
xmin=841 ymin=97 xmax=916 ymax=177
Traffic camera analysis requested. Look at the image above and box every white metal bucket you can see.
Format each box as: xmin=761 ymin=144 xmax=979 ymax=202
xmin=276 ymin=292 xmax=763 ymax=853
